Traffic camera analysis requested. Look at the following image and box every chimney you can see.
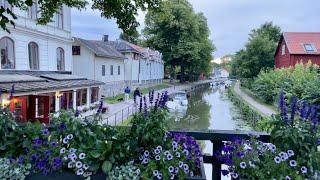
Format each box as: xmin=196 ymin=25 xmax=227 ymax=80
xmin=102 ymin=35 xmax=109 ymax=42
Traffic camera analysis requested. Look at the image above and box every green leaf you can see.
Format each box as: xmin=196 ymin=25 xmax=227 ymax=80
xmin=102 ymin=160 xmax=112 ymax=174
xmin=90 ymin=151 xmax=101 ymax=158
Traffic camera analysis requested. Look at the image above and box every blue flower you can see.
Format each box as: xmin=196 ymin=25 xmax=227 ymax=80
xmin=18 ymin=155 xmax=24 ymax=164
xmin=221 ymin=169 xmax=229 ymax=176
xmin=41 ymin=128 xmax=50 ymax=136
xmin=58 ymin=123 xmax=66 ymax=131
xmin=279 ymin=91 xmax=288 ymax=125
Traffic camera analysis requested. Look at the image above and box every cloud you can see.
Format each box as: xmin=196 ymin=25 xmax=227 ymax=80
xmin=72 ymin=0 xmax=320 ymax=57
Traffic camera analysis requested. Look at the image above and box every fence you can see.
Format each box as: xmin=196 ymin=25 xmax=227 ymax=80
xmin=102 ymin=105 xmax=138 ymax=126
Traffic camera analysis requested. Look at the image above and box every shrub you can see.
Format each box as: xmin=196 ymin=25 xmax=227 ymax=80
xmin=251 ymin=63 xmax=319 ymax=105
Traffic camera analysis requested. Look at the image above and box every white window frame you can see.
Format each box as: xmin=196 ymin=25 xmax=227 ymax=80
xmin=55 ymin=6 xmax=63 ymax=29
xmin=28 ymin=42 xmax=39 ymax=70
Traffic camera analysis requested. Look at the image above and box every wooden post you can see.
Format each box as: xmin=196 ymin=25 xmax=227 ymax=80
xmin=211 ymin=140 xmax=223 ymax=180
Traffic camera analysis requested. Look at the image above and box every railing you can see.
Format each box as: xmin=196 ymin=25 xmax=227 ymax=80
xmin=102 ymin=105 xmax=138 ymax=126
xmin=171 ymin=129 xmax=270 ymax=180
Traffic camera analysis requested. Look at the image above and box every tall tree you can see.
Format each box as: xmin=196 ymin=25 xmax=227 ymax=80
xmin=231 ymin=22 xmax=281 ymax=79
xmin=0 ymin=0 xmax=161 ymax=34
xmin=119 ymin=31 xmax=140 ymax=44
xmin=143 ymin=0 xmax=214 ymax=82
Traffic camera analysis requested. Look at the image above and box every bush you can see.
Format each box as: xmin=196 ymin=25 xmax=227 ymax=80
xmin=252 ymin=63 xmax=319 ymax=105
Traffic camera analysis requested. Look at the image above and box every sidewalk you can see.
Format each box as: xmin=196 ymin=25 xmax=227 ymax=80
xmin=101 ymin=80 xmax=212 ymax=125
xmin=233 ymin=82 xmax=276 ymax=116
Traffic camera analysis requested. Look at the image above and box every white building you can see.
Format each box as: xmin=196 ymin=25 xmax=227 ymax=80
xmin=72 ymin=37 xmax=126 ymax=97
xmin=0 ymin=1 xmax=103 ymax=123
xmin=106 ymin=38 xmax=164 ymax=86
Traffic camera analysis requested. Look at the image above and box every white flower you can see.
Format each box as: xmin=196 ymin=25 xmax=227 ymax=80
xmin=154 ymin=149 xmax=161 ymax=155
xmin=301 ymin=166 xmax=307 ymax=174
xmin=167 ymin=154 xmax=173 ymax=161
xmin=83 ymin=164 xmax=89 ymax=170
xmin=170 ymin=174 xmax=175 ymax=179
xmin=76 ymin=168 xmax=84 ymax=175
xmin=190 ymin=171 xmax=194 ymax=177
xmin=285 ymin=176 xmax=291 ymax=180
xmin=289 ymin=160 xmax=297 ymax=167
xmin=168 ymin=166 xmax=174 ymax=173
xmin=232 ymin=173 xmax=239 ymax=179
xmin=183 ymin=164 xmax=189 ymax=171
xmin=144 ymin=150 xmax=150 ymax=157
xmin=175 ymin=152 xmax=181 ymax=158
xmin=249 ymin=161 xmax=255 ymax=168
xmin=67 ymin=134 xmax=74 ymax=140
xmin=79 ymin=153 xmax=86 ymax=160
xmin=153 ymin=170 xmax=159 ymax=177
xmin=155 ymin=155 xmax=161 ymax=161
xmin=156 ymin=146 xmax=162 ymax=151
xmin=83 ymin=172 xmax=92 ymax=177
xmin=183 ymin=149 xmax=189 ymax=156
xmin=63 ymin=156 xmax=68 ymax=160
xmin=63 ymin=138 xmax=69 ymax=144
xmin=69 ymin=148 xmax=77 ymax=153
xmin=274 ymin=156 xmax=281 ymax=164
xmin=268 ymin=144 xmax=276 ymax=152
xmin=172 ymin=141 xmax=178 ymax=148
xmin=157 ymin=173 xmax=162 ymax=179
xmin=60 ymin=148 xmax=66 ymax=154
xmin=173 ymin=146 xmax=178 ymax=151
xmin=76 ymin=161 xmax=83 ymax=169
xmin=179 ymin=161 xmax=184 ymax=168
xmin=142 ymin=158 xmax=149 ymax=164
xmin=67 ymin=162 xmax=73 ymax=169
xmin=287 ymin=150 xmax=294 ymax=157
xmin=164 ymin=151 xmax=170 ymax=156
xmin=240 ymin=162 xmax=247 ymax=169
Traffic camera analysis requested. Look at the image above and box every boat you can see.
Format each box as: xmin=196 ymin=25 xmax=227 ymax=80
xmin=166 ymin=91 xmax=188 ymax=111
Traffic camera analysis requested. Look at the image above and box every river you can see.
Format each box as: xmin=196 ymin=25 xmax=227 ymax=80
xmin=168 ymin=85 xmax=251 ymax=180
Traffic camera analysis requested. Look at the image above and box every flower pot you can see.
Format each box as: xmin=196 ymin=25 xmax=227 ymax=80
xmin=186 ymin=157 xmax=206 ymax=180
xmin=26 ymin=171 xmax=106 ymax=180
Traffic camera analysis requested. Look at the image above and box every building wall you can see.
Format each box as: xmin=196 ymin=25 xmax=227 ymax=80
xmin=72 ymin=43 xmax=95 ymax=79
xmin=0 ymin=5 xmax=72 ymax=71
xmin=275 ymin=39 xmax=291 ymax=68
xmin=292 ymin=55 xmax=320 ymax=66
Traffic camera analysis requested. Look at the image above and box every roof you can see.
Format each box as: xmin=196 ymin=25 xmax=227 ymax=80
xmin=74 ymin=37 xmax=125 ymax=59
xmin=0 ymin=71 xmax=104 ymax=94
xmin=282 ymin=32 xmax=320 ymax=55
xmin=106 ymin=40 xmax=144 ymax=54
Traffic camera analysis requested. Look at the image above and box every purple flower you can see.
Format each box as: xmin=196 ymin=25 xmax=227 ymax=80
xmin=290 ymin=96 xmax=298 ymax=124
xmin=300 ymin=101 xmax=309 ymax=120
xmin=52 ymin=157 xmax=62 ymax=169
xmin=33 ymin=138 xmax=43 ymax=146
xmin=236 ymin=151 xmax=245 ymax=158
xmin=41 ymin=128 xmax=50 ymax=136
xmin=221 ymin=169 xmax=229 ymax=176
xmin=18 ymin=155 xmax=24 ymax=164
xmin=279 ymin=91 xmax=288 ymax=125
xmin=58 ymin=123 xmax=66 ymax=131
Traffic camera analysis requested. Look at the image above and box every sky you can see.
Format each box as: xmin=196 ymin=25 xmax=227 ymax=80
xmin=72 ymin=0 xmax=320 ymax=58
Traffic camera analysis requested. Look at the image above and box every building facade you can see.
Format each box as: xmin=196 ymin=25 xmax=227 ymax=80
xmin=0 ymin=1 xmax=103 ymax=123
xmin=275 ymin=32 xmax=320 ymax=68
xmin=72 ymin=37 xmax=126 ymax=97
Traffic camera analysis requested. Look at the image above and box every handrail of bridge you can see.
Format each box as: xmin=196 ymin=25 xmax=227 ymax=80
xmin=170 ymin=129 xmax=270 ymax=180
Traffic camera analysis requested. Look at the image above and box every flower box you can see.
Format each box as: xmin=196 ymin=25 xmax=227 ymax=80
xmin=26 ymin=171 xmax=106 ymax=180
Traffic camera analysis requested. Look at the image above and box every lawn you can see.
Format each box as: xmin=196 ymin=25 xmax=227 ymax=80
xmin=104 ymin=83 xmax=171 ymax=104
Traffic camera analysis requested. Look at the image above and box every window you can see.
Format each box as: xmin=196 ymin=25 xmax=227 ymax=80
xmin=56 ymin=47 xmax=65 ymax=71
xmin=281 ymin=45 xmax=286 ymax=55
xmin=91 ymin=87 xmax=99 ymax=103
xmin=110 ymin=65 xmax=113 ymax=75
xmin=118 ymin=65 xmax=120 ymax=75
xmin=60 ymin=91 xmax=73 ymax=110
xmin=304 ymin=44 xmax=315 ymax=52
xmin=0 ymin=37 xmax=15 ymax=69
xmin=28 ymin=1 xmax=37 ymax=20
xmin=76 ymin=89 xmax=87 ymax=106
xmin=102 ymin=65 xmax=105 ymax=76
xmin=28 ymin=42 xmax=39 ymax=70
xmin=55 ymin=6 xmax=63 ymax=28
xmin=72 ymin=46 xmax=80 ymax=55
xmin=1 ymin=0 xmax=12 ymax=10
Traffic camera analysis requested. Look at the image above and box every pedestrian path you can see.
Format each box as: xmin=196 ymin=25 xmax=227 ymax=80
xmin=233 ymin=81 xmax=276 ymax=116
xmin=101 ymin=80 xmax=212 ymax=125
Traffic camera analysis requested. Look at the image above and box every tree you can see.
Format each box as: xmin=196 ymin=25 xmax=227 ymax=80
xmin=143 ymin=0 xmax=214 ymax=82
xmin=230 ymin=22 xmax=281 ymax=79
xmin=0 ymin=0 xmax=161 ymax=34
xmin=119 ymin=31 xmax=141 ymax=44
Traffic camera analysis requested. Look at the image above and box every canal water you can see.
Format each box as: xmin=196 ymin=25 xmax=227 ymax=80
xmin=168 ymin=85 xmax=251 ymax=180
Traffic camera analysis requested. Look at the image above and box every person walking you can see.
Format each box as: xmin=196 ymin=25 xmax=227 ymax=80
xmin=124 ymin=86 xmax=131 ymax=103
xmin=133 ymin=87 xmax=141 ymax=104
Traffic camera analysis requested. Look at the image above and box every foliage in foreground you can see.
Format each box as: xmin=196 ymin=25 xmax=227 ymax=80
xmin=0 ymin=91 xmax=203 ymax=179
xmin=251 ymin=63 xmax=320 ymax=105
xmin=219 ymin=91 xmax=320 ymax=179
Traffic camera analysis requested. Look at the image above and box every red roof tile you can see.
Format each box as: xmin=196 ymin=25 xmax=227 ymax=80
xmin=283 ymin=32 xmax=320 ymax=55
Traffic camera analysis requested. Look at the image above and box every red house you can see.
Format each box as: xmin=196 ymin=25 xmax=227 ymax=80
xmin=275 ymin=32 xmax=320 ymax=68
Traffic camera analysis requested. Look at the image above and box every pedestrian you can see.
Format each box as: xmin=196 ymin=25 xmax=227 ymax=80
xmin=133 ymin=87 xmax=141 ymax=104
xmin=124 ymin=86 xmax=131 ymax=103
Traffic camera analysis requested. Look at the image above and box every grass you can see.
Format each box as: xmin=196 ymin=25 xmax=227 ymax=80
xmin=105 ymin=83 xmax=171 ymax=104
xmin=120 ymin=116 xmax=133 ymax=126
xmin=239 ymin=86 xmax=277 ymax=112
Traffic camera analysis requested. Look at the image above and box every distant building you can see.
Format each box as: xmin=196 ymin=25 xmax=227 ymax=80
xmin=105 ymin=37 xmax=164 ymax=87
xmin=0 ymin=1 xmax=103 ymax=123
xmin=275 ymin=32 xmax=320 ymax=68
xmin=72 ymin=37 xmax=126 ymax=97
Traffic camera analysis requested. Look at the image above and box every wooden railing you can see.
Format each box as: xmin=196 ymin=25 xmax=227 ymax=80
xmin=171 ymin=129 xmax=270 ymax=180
